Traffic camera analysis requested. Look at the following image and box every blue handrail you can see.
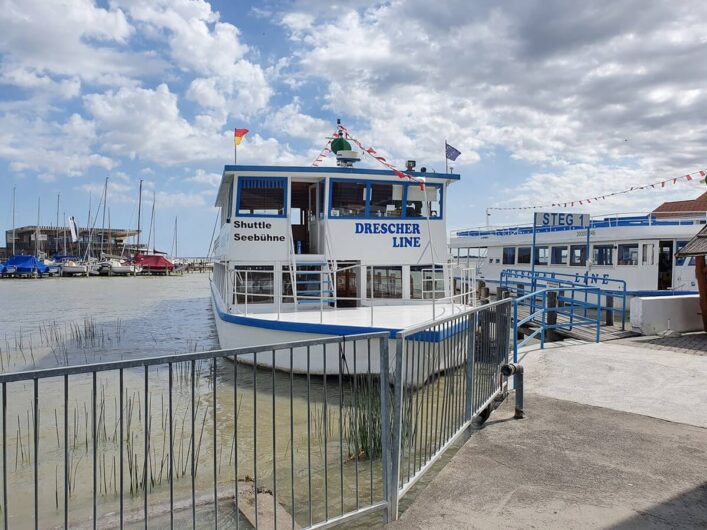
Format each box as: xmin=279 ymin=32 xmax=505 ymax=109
xmin=501 ymin=269 xmax=627 ymax=331
xmin=511 ymin=285 xmax=602 ymax=362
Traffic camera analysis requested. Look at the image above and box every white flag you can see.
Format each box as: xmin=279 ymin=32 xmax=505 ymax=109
xmin=69 ymin=216 xmax=79 ymax=243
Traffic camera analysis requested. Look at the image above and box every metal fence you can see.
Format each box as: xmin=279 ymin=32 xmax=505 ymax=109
xmin=0 ymin=303 xmax=514 ymax=529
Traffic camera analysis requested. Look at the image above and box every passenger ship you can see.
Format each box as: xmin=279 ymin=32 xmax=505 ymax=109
xmin=210 ymin=141 xmax=474 ymax=374
xmin=449 ymin=193 xmax=707 ymax=294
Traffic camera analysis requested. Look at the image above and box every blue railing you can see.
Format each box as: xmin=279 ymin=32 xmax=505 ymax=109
xmin=510 ymin=286 xmax=602 ymax=362
xmin=454 ymin=213 xmax=707 ymax=238
xmin=500 ymin=269 xmax=627 ymax=331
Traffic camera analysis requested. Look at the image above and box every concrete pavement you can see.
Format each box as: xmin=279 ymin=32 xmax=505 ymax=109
xmin=391 ymin=338 xmax=707 ymax=529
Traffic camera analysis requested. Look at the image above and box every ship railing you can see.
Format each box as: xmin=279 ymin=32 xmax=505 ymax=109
xmin=500 ymin=268 xmax=627 ymax=330
xmin=229 ymin=263 xmax=479 ymax=326
xmin=0 ymin=303 xmax=518 ymax=527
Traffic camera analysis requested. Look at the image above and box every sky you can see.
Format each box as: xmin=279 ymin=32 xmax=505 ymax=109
xmin=1 ymin=0 xmax=706 ymax=256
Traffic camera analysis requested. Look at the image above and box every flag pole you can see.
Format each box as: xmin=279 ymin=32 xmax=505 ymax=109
xmin=444 ymin=140 xmax=448 ymax=174
xmin=234 ymin=128 xmax=237 ymax=165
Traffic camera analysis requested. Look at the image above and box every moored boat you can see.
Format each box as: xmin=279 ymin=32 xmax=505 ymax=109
xmin=210 ymin=127 xmax=473 ymax=375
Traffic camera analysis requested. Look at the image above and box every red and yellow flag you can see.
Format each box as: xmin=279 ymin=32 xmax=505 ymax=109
xmin=234 ymin=128 xmax=249 ymax=145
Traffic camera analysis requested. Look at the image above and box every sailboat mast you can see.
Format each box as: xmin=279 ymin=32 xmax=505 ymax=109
xmin=151 ymin=192 xmax=156 ymax=254
xmin=11 ymin=186 xmax=15 ymax=255
xmin=35 ymin=197 xmax=40 ymax=258
xmin=100 ymin=177 xmax=108 ymax=256
xmin=85 ymin=193 xmax=92 ymax=260
xmin=55 ymin=193 xmax=60 ymax=254
xmin=137 ymin=179 xmax=143 ymax=254
xmin=63 ymin=212 xmax=67 ymax=255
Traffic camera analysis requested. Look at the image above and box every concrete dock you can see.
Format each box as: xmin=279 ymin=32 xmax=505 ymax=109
xmin=392 ymin=334 xmax=707 ymax=529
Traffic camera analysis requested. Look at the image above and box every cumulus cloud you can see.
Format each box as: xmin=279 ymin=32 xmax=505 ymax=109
xmin=0 ymin=0 xmax=165 ymax=87
xmin=284 ymin=0 xmax=707 ymax=209
xmin=0 ymin=112 xmax=116 ymax=176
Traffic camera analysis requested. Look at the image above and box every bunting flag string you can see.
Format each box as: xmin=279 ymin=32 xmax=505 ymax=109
xmin=337 ymin=124 xmax=426 ymax=189
xmin=487 ymin=169 xmax=706 ymax=211
xmin=311 ymin=130 xmax=337 ymax=167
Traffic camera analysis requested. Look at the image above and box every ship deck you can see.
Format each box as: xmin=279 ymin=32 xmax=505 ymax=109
xmin=234 ymin=302 xmax=472 ymax=331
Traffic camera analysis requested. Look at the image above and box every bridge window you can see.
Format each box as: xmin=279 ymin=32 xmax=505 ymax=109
xmin=617 ymin=244 xmax=638 ymax=266
xmin=369 ymin=182 xmax=404 ymax=217
xmin=593 ymin=245 xmax=613 ymax=266
xmin=517 ymin=247 xmax=531 ymax=264
xmin=331 ymin=181 xmax=368 ymax=217
xmin=570 ymin=245 xmax=586 ymax=266
xmin=551 ymin=246 xmax=568 ymax=265
xmin=534 ymin=246 xmax=549 ymax=265
xmin=368 ymin=266 xmax=403 ymax=298
xmin=502 ymin=247 xmax=515 ymax=264
xmin=406 ymin=184 xmax=442 ymax=219
xmin=237 ymin=177 xmax=287 ymax=217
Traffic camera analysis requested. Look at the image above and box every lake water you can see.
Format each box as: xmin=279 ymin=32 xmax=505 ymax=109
xmin=0 ymin=274 xmax=398 ymax=529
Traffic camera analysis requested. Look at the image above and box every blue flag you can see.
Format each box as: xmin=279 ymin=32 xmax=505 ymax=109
xmin=445 ymin=142 xmax=461 ymax=161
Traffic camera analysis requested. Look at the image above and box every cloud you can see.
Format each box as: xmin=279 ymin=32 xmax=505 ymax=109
xmin=186 ymin=169 xmax=222 ymax=187
xmin=84 ymin=83 xmax=226 ymax=164
xmin=285 ymin=0 xmax=707 ymax=209
xmin=0 ymin=0 xmax=165 ymax=87
xmin=116 ymin=0 xmax=273 ymax=117
xmin=0 ymin=112 xmax=116 ymax=176
xmin=268 ymin=101 xmax=331 ymax=141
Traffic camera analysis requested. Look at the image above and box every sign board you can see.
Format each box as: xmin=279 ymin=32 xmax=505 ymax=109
xmin=534 ymin=212 xmax=590 ymax=229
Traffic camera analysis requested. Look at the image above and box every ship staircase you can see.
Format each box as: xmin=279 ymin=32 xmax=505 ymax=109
xmin=289 ymin=255 xmax=337 ymax=308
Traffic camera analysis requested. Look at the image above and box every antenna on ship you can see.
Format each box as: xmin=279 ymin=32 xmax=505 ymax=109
xmin=331 ymin=119 xmax=360 ymax=167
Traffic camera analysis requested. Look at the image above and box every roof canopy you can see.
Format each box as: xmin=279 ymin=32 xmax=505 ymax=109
xmin=676 ymin=224 xmax=707 ymax=257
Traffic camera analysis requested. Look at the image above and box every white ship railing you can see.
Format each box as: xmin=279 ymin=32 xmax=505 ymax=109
xmin=223 ymin=262 xmax=478 ymax=326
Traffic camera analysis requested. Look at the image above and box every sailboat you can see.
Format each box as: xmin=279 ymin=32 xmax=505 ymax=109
xmin=58 ymin=215 xmax=88 ymax=276
xmin=133 ymin=189 xmax=174 ymax=275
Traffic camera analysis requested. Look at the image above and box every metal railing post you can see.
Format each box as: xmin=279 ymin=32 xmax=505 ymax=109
xmin=513 ymin=301 xmax=518 ymax=363
xmin=540 ymin=290 xmax=546 ymax=349
xmin=621 ymin=284 xmax=627 ymax=331
xmin=465 ymin=312 xmax=477 ymax=424
xmin=595 ymin=289 xmax=602 ymax=343
xmin=379 ymin=336 xmax=392 ymax=523
xmin=389 ymin=336 xmax=404 ymax=520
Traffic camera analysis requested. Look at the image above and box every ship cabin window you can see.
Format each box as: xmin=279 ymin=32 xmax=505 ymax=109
xmin=642 ymin=243 xmax=654 ymax=266
xmin=368 ymin=266 xmax=403 ymax=298
xmin=331 ymin=181 xmax=367 ymax=217
xmin=517 ymin=247 xmax=531 ymax=264
xmin=617 ymin=244 xmax=639 ymax=266
xmin=503 ymin=247 xmax=516 ymax=265
xmin=234 ymin=266 xmax=274 ymax=304
xmin=551 ymin=246 xmax=568 ymax=265
xmin=675 ymin=241 xmax=695 ymax=266
xmin=236 ymin=177 xmax=287 ymax=217
xmin=570 ymin=245 xmax=586 ymax=266
xmin=502 ymin=247 xmax=515 ymax=265
xmin=410 ymin=265 xmax=444 ymax=299
xmin=593 ymin=245 xmax=613 ymax=266
xmin=534 ymin=246 xmax=549 ymax=265
xmin=369 ymin=182 xmax=405 ymax=217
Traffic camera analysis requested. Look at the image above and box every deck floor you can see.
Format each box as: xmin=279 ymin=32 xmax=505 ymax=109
xmin=236 ymin=302 xmax=472 ymax=329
